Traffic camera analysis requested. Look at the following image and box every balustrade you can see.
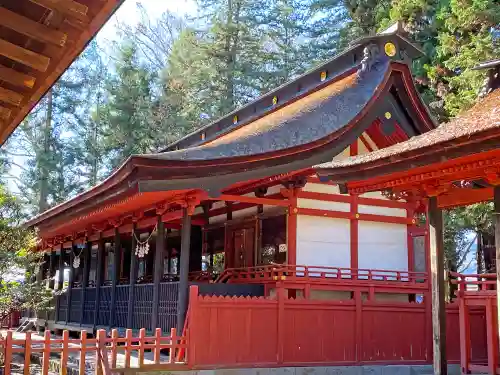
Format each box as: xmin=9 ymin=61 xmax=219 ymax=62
xmin=97 ymin=286 xmax=112 ymax=326
xmin=69 ymin=288 xmax=82 ymax=323
xmin=82 ymin=287 xmax=96 ymax=325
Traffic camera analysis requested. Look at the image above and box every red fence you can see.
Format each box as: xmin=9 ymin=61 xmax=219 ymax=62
xmin=0 ymin=328 xmax=187 ymax=375
xmin=187 ymin=286 xmax=487 ymax=368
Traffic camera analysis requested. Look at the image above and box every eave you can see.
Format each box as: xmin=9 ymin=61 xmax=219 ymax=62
xmin=0 ymin=0 xmax=125 ymax=145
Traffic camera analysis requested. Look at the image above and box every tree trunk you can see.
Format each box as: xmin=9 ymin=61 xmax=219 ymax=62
xmin=38 ymin=89 xmax=52 ymax=213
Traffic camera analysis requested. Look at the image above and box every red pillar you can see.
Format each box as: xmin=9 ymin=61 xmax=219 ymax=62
xmin=458 ymin=295 xmax=470 ymax=374
xmin=486 ymin=298 xmax=498 ymax=375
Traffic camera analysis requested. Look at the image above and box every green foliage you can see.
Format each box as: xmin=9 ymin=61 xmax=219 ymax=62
xmin=0 ymin=185 xmax=52 ymax=319
xmin=99 ymin=42 xmax=157 ymax=170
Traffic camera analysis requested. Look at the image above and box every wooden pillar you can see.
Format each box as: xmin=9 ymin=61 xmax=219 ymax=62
xmin=151 ymin=216 xmax=165 ymax=331
xmin=109 ymin=228 xmax=121 ymax=327
xmin=48 ymin=250 xmax=56 ymax=289
xmin=428 ymin=196 xmax=447 ymax=375
xmin=458 ymin=294 xmax=470 ymax=374
xmin=93 ymin=235 xmax=104 ymax=328
xmin=350 ymin=195 xmax=359 ymax=272
xmin=80 ymin=241 xmax=91 ymax=325
xmin=177 ymin=208 xmax=192 ymax=332
xmin=287 ymin=192 xmax=298 ymax=266
xmin=127 ymin=223 xmax=138 ymax=329
xmin=55 ymin=249 xmax=65 ymax=322
xmin=486 ymin=297 xmax=498 ymax=375
xmin=494 ymin=186 xmax=500 ymax=374
xmin=66 ymin=244 xmax=75 ymax=324
xmin=167 ymin=229 xmax=173 ymax=275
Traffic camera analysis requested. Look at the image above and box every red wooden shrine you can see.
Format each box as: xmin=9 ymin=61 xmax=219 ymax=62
xmin=19 ymin=24 xmax=500 ymax=374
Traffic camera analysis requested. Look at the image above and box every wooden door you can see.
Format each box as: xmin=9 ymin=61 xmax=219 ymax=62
xmin=229 ymin=227 xmax=255 ymax=268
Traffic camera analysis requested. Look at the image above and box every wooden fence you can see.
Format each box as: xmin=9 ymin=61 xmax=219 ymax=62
xmin=1 ymin=328 xmax=187 ymax=375
xmin=187 ymin=285 xmax=487 ymax=368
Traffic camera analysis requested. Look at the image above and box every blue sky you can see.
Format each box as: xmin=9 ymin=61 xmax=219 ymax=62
xmin=97 ymin=0 xmax=197 ymax=44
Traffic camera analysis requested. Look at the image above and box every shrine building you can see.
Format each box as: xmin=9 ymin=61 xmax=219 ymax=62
xmin=16 ymin=15 xmax=500 ymax=373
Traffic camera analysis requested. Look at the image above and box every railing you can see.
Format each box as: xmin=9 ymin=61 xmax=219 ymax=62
xmin=158 ymin=283 xmax=179 ymax=333
xmin=133 ymin=284 xmax=154 ymax=329
xmin=69 ymin=288 xmax=82 ymax=323
xmin=82 ymin=287 xmax=96 ymax=325
xmin=57 ymin=293 xmax=68 ymax=322
xmin=450 ymin=272 xmax=497 ymax=294
xmin=216 ymin=265 xmax=428 ymax=286
xmin=1 ymin=328 xmax=187 ymax=375
xmin=115 ymin=285 xmax=130 ymax=328
xmin=98 ymin=286 xmax=112 ymax=326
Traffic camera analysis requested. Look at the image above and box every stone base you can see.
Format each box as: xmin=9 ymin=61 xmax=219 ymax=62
xmin=135 ymin=364 xmax=461 ymax=375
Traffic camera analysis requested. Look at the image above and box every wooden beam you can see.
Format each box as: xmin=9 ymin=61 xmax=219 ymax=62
xmin=0 ymin=106 xmax=11 ymax=120
xmin=109 ymin=228 xmax=121 ymax=327
xmin=428 ymin=196 xmax=447 ymax=375
xmin=0 ymin=65 xmax=35 ymax=89
xmin=217 ymin=194 xmax=290 ymax=207
xmin=29 ymin=0 xmax=89 ymax=23
xmin=127 ymin=223 xmax=138 ymax=329
xmin=151 ymin=216 xmax=165 ymax=331
xmin=438 ymin=187 xmax=493 ymax=209
xmin=0 ymin=38 xmax=50 ymax=72
xmin=93 ymin=235 xmax=104 ymax=327
xmin=0 ymin=7 xmax=67 ymax=47
xmin=0 ymin=87 xmax=23 ymax=107
xmin=177 ymin=208 xmax=192 ymax=332
xmin=80 ymin=241 xmax=91 ymax=325
xmin=55 ymin=250 xmax=65 ymax=322
xmin=66 ymin=244 xmax=74 ymax=324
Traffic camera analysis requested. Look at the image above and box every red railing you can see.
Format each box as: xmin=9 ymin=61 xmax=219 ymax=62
xmin=449 ymin=271 xmax=497 ymax=294
xmin=216 ymin=264 xmax=427 ymax=286
xmin=0 ymin=328 xmax=187 ymax=375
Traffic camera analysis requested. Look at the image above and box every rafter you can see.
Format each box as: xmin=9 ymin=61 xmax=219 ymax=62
xmin=29 ymin=0 xmax=89 ymax=23
xmin=0 ymin=39 xmax=50 ymax=72
xmin=0 ymin=7 xmax=67 ymax=47
xmin=0 ymin=87 xmax=23 ymax=106
xmin=0 ymin=106 xmax=11 ymax=120
xmin=0 ymin=64 xmax=36 ymax=89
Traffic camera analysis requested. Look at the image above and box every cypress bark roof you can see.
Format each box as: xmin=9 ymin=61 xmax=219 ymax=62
xmin=314 ymin=89 xmax=500 ymax=174
xmin=139 ymin=63 xmax=387 ymax=161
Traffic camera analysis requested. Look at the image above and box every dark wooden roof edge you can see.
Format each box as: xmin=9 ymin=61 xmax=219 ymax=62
xmin=314 ymin=88 xmax=500 ymax=183
xmin=0 ymin=0 xmax=126 ymax=145
xmin=161 ymin=32 xmax=425 ymax=152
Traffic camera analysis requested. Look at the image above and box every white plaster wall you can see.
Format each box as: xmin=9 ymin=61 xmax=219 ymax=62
xmin=296 ymin=215 xmax=350 ymax=268
xmin=232 ymin=206 xmax=258 ymax=220
xmin=358 ymin=204 xmax=406 ymax=217
xmin=303 ymin=182 xmax=340 ymax=194
xmin=298 ymin=198 xmax=350 ymax=212
xmin=358 ymin=221 xmax=408 ymax=272
xmin=209 ymin=214 xmax=226 ymax=225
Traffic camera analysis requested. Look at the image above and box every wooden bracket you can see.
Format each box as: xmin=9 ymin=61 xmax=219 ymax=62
xmin=422 ymin=181 xmax=452 ymax=197
xmin=485 ymin=169 xmax=500 ymax=186
xmin=107 ymin=218 xmax=123 ymax=228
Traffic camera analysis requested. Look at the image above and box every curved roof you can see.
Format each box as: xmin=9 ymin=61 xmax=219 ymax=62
xmin=0 ymin=0 xmax=124 ymax=145
xmin=26 ymin=35 xmax=437 ymax=237
xmin=314 ymin=88 xmax=500 ymax=182
xmin=142 ymin=65 xmax=386 ymax=161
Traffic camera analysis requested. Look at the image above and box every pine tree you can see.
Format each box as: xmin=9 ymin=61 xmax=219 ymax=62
xmin=5 ymin=42 xmax=99 ymax=213
xmin=100 ymin=41 xmax=157 ymax=170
